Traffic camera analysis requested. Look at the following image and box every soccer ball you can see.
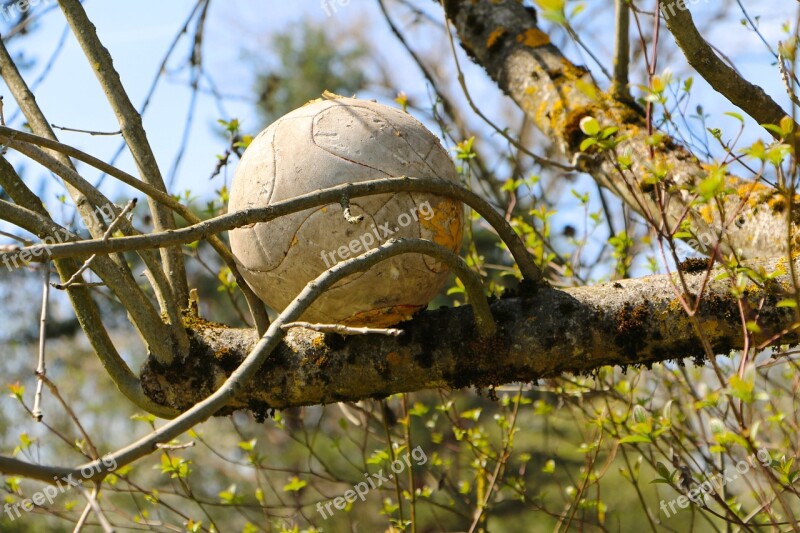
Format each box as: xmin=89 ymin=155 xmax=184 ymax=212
xmin=228 ymin=94 xmax=463 ymax=327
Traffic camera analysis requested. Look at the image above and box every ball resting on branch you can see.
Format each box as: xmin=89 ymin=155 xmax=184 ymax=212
xmin=228 ymin=94 xmax=464 ymax=326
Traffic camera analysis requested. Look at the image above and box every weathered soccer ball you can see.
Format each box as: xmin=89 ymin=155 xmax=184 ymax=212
xmin=228 ymin=95 xmax=463 ymax=327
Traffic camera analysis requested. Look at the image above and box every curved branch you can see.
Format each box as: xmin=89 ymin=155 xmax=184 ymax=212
xmin=0 ymin=177 xmax=544 ymax=284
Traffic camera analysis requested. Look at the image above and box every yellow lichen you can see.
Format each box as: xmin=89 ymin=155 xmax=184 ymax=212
xmin=311 ymin=336 xmax=326 ymax=348
xmin=486 ymin=27 xmax=506 ymax=49
xmin=516 ymin=28 xmax=551 ymax=48
xmin=420 ymin=198 xmax=463 ymax=253
xmin=699 ymin=204 xmax=715 ymax=224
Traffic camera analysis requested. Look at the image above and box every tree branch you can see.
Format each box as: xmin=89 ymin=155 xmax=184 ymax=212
xmin=611 ymin=0 xmax=631 ymax=101
xmin=0 ymin=177 xmax=544 ymax=283
xmin=0 ymin=239 xmax=494 ymax=484
xmin=0 ymin=158 xmax=178 ymax=365
xmin=0 ymin=126 xmax=270 ymax=334
xmin=6 ymin=140 xmax=189 ymax=355
xmin=663 ymin=4 xmax=796 ymax=141
xmin=136 ymin=254 xmax=799 ymax=413
xmin=442 ymin=0 xmax=795 ymax=260
xmin=0 ymin=37 xmax=186 ymax=364
xmin=0 ymin=198 xmax=176 ymax=418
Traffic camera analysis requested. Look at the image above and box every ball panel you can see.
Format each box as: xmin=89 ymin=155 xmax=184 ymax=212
xmin=341 ymin=305 xmax=424 ymax=327
xmin=269 ymin=115 xmax=391 ymax=205
xmin=357 ymin=102 xmax=458 ymax=180
xmin=229 ymin=124 xmax=276 ymax=210
xmin=231 ymin=209 xmax=315 ymax=272
xmin=312 ymin=102 xmax=454 ymax=182
xmin=289 ymin=253 xmax=450 ymax=325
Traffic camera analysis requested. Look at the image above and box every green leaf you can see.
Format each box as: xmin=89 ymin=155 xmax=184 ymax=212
xmin=579 ymin=116 xmax=600 ymax=136
xmin=729 ymin=375 xmax=755 ymax=403
xmin=656 ymin=461 xmax=671 ymax=480
xmin=724 ymin=111 xmax=744 ymax=123
xmin=698 ymin=165 xmax=726 ymax=200
xmin=580 ymin=137 xmax=598 ymax=151
xmin=619 ymin=435 xmax=652 ymax=444
xmin=461 ymin=408 xmax=482 ymax=421
xmin=762 ymin=123 xmax=786 ymax=137
xmin=282 ymin=476 xmax=307 ymax=492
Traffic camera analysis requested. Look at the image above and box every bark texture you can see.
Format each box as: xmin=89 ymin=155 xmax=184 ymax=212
xmin=141 ymin=256 xmax=798 ymax=414
xmin=443 ymin=0 xmax=796 ymax=259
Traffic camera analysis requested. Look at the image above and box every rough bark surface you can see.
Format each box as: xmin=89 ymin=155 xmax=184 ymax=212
xmin=443 ymin=0 xmax=796 ymax=258
xmin=141 ymin=256 xmax=798 ymax=414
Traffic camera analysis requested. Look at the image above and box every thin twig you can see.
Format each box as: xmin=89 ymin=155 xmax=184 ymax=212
xmin=32 ymin=264 xmax=50 ymax=421
xmin=778 ymin=43 xmax=800 ymax=108
xmin=53 ymin=199 xmax=138 ymax=290
xmin=281 ymin=322 xmax=404 ymax=336
xmin=74 ymin=483 xmax=114 ymax=533
xmin=156 ymin=442 xmax=196 ymax=451
xmin=50 ymin=124 xmax=121 ymax=136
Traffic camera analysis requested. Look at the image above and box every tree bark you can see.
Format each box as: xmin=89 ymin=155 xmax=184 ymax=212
xmin=140 ymin=256 xmax=798 ymax=414
xmin=442 ymin=0 xmax=796 ymax=259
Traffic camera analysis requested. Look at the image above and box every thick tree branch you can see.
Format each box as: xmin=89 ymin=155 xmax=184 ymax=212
xmin=442 ymin=0 xmax=795 ymax=259
xmin=136 ymin=254 xmax=799 ymax=414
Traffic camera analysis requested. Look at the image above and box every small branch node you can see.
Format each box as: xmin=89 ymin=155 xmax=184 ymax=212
xmin=340 ymin=195 xmax=364 ymax=224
